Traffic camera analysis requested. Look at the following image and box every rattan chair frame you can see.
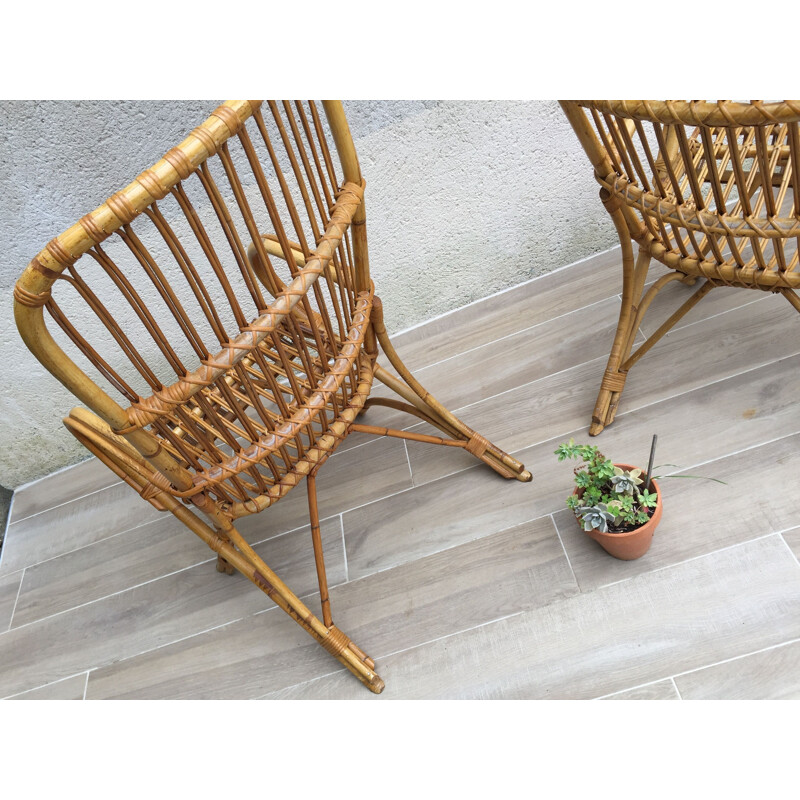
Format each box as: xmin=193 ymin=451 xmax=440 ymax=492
xmin=13 ymin=100 xmax=531 ymax=694
xmin=561 ymin=100 xmax=800 ymax=434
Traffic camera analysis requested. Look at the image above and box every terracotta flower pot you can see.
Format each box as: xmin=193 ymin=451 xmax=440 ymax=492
xmin=574 ymin=463 xmax=662 ymax=561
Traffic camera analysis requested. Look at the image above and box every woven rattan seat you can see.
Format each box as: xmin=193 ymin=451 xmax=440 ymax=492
xmin=14 ymin=101 xmax=531 ymax=693
xmin=561 ymin=100 xmax=800 ymax=434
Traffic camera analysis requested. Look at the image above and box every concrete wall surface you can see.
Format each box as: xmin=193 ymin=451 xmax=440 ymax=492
xmin=0 ymin=100 xmax=616 ymax=488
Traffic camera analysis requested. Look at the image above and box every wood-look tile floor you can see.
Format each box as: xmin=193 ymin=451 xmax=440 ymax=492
xmin=3 ymin=246 xmax=800 ymax=700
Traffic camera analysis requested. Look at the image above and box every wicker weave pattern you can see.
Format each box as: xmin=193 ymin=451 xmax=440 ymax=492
xmin=14 ymin=100 xmax=531 ymax=693
xmin=561 ymin=99 xmax=800 ymax=435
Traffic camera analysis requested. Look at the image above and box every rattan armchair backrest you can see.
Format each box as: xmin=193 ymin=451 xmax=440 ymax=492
xmin=14 ymin=101 xmax=370 ymax=512
xmin=560 ymin=100 xmax=800 ymax=288
xmin=13 ymin=100 xmax=531 ymax=693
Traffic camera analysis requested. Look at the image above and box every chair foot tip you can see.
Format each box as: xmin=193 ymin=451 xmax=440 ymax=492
xmin=518 ymin=470 xmax=533 ymax=482
xmin=368 ymin=676 xmax=385 ymax=694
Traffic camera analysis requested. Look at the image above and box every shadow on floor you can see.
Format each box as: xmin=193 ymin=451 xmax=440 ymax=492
xmin=0 ymin=484 xmax=12 ymax=556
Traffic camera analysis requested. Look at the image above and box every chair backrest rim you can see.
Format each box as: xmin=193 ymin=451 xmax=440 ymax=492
xmin=571 ymin=100 xmax=800 ymax=127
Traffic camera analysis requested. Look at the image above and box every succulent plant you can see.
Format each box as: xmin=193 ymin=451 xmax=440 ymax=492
xmin=576 ymin=503 xmax=616 ymax=533
xmin=610 ymin=466 xmax=643 ymax=496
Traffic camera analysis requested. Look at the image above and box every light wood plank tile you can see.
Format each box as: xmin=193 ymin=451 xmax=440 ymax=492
xmin=243 ymin=436 xmax=412 ymax=537
xmin=86 ymin=604 xmax=330 ymax=700
xmin=7 ymin=674 xmax=87 ymax=700
xmin=0 ymin=481 xmax=161 ymax=575
xmin=264 ymin=536 xmax=800 ymax=699
xmin=554 ymin=434 xmax=800 ymax=593
xmin=385 ymin=296 xmax=627 ymax=420
xmin=345 ymin=354 xmax=800 ymax=582
xmin=783 ymin=529 xmax=800 ymax=563
xmin=9 ymin=458 xmax=120 ymax=525
xmin=598 ymin=680 xmax=679 ymax=700
xmin=12 ymin=507 xmax=344 ymax=628
xmin=85 ymin=515 xmax=577 ymax=699
xmin=343 ymin=456 xmax=541 ymax=582
xmin=389 ymin=248 xmax=624 ymax=371
xmin=328 ymin=515 xmax=577 ymax=660
xmin=0 ymin=517 xmax=343 ymax=698
xmin=405 ymin=296 xmax=800 ymax=487
xmin=0 ymin=571 xmax=23 ymax=631
xmin=675 ymin=640 xmax=800 ymax=700
xmin=12 ymin=516 xmax=213 ymax=628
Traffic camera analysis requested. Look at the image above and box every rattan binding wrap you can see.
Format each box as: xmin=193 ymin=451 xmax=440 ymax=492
xmin=14 ymin=100 xmax=531 ymax=694
xmin=561 ymin=99 xmax=800 ymax=434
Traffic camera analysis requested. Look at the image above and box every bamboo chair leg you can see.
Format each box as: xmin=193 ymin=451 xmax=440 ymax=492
xmin=62 ymin=410 xmax=384 ymax=694
xmin=370 ymin=297 xmax=532 ymax=483
xmin=306 ymin=470 xmax=375 ymax=670
xmin=307 ymin=471 xmax=332 ymax=628
xmin=590 ymin=244 xmax=649 ymax=435
xmin=591 ymin=242 xmax=715 ymax=435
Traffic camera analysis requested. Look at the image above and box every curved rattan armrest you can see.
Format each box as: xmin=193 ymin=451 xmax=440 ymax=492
xmin=190 ymin=286 xmax=375 ymax=501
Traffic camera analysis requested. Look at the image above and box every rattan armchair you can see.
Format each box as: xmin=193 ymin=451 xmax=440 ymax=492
xmin=561 ymin=100 xmax=800 ymax=434
xmin=13 ymin=100 xmax=531 ymax=694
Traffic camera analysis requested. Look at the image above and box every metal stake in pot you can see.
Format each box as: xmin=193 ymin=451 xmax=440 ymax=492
xmin=645 ymin=434 xmax=657 ymax=493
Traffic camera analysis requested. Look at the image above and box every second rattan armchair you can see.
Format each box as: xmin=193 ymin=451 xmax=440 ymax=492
xmin=561 ymin=100 xmax=800 ymax=434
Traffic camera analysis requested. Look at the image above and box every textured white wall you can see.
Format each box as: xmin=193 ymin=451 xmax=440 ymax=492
xmin=0 ymin=100 xmax=616 ymax=488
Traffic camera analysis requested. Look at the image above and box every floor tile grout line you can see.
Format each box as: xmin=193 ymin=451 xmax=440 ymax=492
xmin=339 ymin=514 xmax=349 ymax=583
xmin=82 ymin=671 xmax=89 ymax=701
xmin=549 ymin=513 xmax=580 ymax=592
xmin=594 ymin=532 xmax=781 ymax=593
xmin=402 ymin=439 xmax=415 ymax=488
xmin=2 ymin=668 xmax=92 ymax=701
xmin=1 ymin=499 xmax=336 ymax=587
xmin=654 ymin=429 xmax=800 ymax=482
xmin=400 ymin=350 xmax=800 ymax=493
xmin=670 ymin=677 xmax=683 ymax=700
xmin=12 ymin=455 xmax=111 ymax=495
xmin=6 ymin=568 xmax=25 ymax=633
xmin=1 ymin=516 xmax=161 ymax=577
xmin=638 ymin=294 xmax=767 ymax=340
xmin=398 ymin=341 xmax=800 ymax=463
xmin=260 ymin=608 xmax=533 ymax=699
xmin=256 ymin=669 xmax=347 ymax=699
xmin=777 ymin=532 xmax=800 ymax=570
xmin=0 ymin=513 xmax=344 ymax=636
xmin=401 ymin=293 xmax=625 ymax=376
xmin=668 ymin=636 xmax=800 ymax=685
xmin=83 ymin=613 xmax=260 ymax=692
xmin=9 ymin=480 xmax=124 ymax=528
xmin=342 ymin=510 xmax=561 ymax=587
xmin=591 ymin=676 xmax=678 ymax=700
xmin=429 ymin=286 xmax=782 ymax=424
xmin=388 ymin=244 xmax=624 ymax=341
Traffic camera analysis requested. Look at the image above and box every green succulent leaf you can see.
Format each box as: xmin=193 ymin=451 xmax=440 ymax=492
xmin=639 ymin=489 xmax=658 ymax=508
